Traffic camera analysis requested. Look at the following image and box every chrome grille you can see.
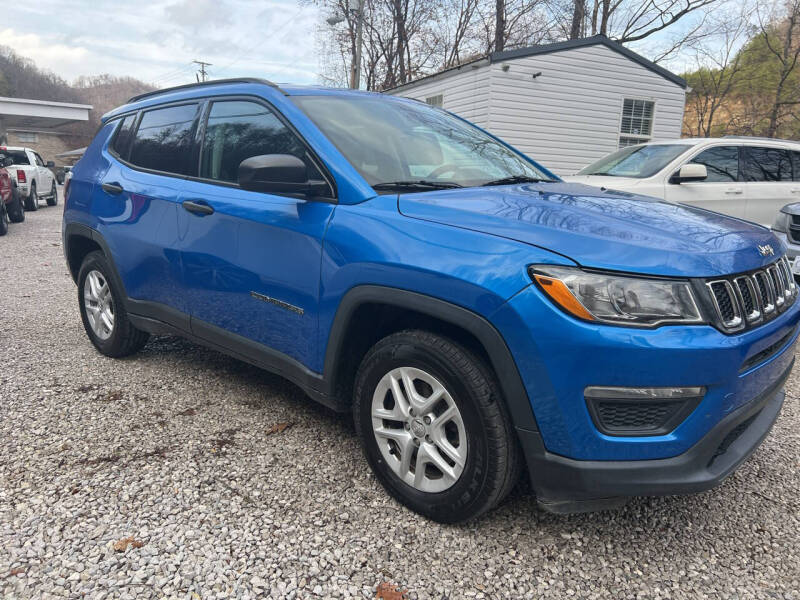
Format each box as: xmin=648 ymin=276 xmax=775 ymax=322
xmin=706 ymin=257 xmax=796 ymax=332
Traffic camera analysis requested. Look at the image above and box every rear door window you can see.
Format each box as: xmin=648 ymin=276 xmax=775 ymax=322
xmin=199 ymin=100 xmax=318 ymax=184
xmin=129 ymin=103 xmax=200 ymax=176
xmin=5 ymin=150 xmax=29 ymax=165
xmin=110 ymin=114 xmax=138 ymax=160
xmin=743 ymin=147 xmax=793 ymax=182
xmin=689 ymin=146 xmax=739 ymax=182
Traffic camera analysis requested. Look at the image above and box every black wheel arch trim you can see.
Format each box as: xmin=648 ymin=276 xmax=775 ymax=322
xmin=323 ymin=285 xmax=539 ymax=432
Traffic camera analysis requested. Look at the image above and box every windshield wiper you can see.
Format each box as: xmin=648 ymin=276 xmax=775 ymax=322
xmin=372 ymin=180 xmax=463 ymax=191
xmin=584 ymin=171 xmax=621 ymax=176
xmin=482 ymin=175 xmax=552 ymax=186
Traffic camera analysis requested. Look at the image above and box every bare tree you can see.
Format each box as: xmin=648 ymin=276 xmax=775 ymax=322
xmin=756 ymin=0 xmax=800 ymax=136
xmin=683 ymin=4 xmax=753 ymax=136
xmin=570 ymin=0 xmax=586 ymax=38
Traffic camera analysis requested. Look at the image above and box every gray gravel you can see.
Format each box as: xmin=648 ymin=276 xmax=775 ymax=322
xmin=1 ymin=196 xmax=799 ymax=599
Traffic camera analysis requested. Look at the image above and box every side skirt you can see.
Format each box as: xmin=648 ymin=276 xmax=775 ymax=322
xmin=127 ymin=302 xmax=344 ymax=412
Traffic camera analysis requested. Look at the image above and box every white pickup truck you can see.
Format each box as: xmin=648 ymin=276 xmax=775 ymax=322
xmin=0 ymin=146 xmax=57 ymax=211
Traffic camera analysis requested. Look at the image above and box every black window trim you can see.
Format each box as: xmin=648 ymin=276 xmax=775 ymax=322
xmin=105 ymin=94 xmax=337 ymax=203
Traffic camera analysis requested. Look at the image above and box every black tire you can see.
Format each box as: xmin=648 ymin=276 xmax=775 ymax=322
xmin=7 ymin=185 xmax=24 ymax=223
xmin=46 ymin=181 xmax=58 ymax=206
xmin=24 ymin=182 xmax=38 ymax=211
xmin=77 ymin=251 xmax=149 ymax=357
xmin=354 ymin=330 xmax=521 ymax=523
xmin=0 ymin=201 xmax=8 ymax=236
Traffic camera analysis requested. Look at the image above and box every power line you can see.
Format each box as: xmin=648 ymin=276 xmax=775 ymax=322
xmin=193 ymin=60 xmax=212 ymax=82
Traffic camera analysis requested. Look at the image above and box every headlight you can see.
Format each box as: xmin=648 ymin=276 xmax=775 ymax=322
xmin=529 ymin=265 xmax=703 ymax=327
xmin=772 ymin=211 xmax=790 ymax=233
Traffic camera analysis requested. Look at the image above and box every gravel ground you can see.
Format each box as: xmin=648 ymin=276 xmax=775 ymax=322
xmin=1 ymin=195 xmax=799 ymax=600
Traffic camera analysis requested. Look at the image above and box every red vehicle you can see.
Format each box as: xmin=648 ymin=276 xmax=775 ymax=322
xmin=0 ymin=151 xmax=25 ymax=236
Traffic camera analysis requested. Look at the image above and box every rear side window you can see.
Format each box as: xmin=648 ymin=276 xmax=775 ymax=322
xmin=110 ymin=114 xmax=138 ymax=159
xmin=793 ymin=151 xmax=800 ymax=181
xmin=743 ymin=147 xmax=793 ymax=182
xmin=691 ymin=146 xmax=739 ymax=182
xmin=200 ymin=100 xmax=315 ymax=184
xmin=129 ymin=103 xmax=199 ymax=176
xmin=4 ymin=150 xmax=29 ymax=165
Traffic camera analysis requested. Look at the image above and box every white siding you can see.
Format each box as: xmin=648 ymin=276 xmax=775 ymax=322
xmin=388 ymin=43 xmax=686 ymax=176
xmin=387 ymin=63 xmax=491 ymax=128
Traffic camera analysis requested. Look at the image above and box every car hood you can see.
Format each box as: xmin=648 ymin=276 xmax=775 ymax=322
xmin=561 ymin=175 xmax=643 ymax=189
xmin=398 ymin=182 xmax=780 ymax=277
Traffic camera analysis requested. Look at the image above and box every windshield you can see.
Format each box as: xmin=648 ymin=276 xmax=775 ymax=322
xmin=1 ymin=150 xmax=30 ymax=165
xmin=578 ymin=144 xmax=690 ymax=178
xmin=292 ymin=95 xmax=553 ymax=190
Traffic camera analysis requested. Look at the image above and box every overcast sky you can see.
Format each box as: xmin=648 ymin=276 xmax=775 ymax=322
xmin=6 ymin=0 xmax=322 ymax=87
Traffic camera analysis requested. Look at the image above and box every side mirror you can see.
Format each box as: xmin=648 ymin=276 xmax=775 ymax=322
xmin=238 ymin=154 xmax=329 ymax=197
xmin=670 ymin=163 xmax=707 ymax=184
xmin=46 ymin=160 xmax=55 ymax=168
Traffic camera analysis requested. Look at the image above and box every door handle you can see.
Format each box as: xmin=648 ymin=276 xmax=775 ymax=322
xmin=791 ymin=188 xmax=800 ymax=194
xmin=725 ymin=187 xmax=743 ymax=195
xmin=101 ymin=182 xmax=124 ymax=195
xmin=182 ymin=200 xmax=214 ymax=216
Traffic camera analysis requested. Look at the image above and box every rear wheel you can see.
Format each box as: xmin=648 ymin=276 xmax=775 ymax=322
xmin=354 ymin=330 xmax=520 ymax=523
xmin=78 ymin=251 xmax=149 ymax=357
xmin=46 ymin=181 xmax=58 ymax=206
xmin=0 ymin=201 xmax=8 ymax=236
xmin=7 ymin=186 xmax=24 ymax=223
xmin=24 ymin=182 xmax=38 ymax=211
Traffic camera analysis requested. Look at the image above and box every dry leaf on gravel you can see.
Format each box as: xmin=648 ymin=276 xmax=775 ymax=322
xmin=266 ymin=422 xmax=293 ymax=435
xmin=375 ymin=582 xmax=408 ymax=599
xmin=112 ymin=537 xmax=145 ymax=552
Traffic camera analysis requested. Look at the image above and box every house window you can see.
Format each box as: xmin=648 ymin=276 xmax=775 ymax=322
xmin=619 ymin=99 xmax=654 ymax=148
xmin=425 ymin=94 xmax=443 ymax=108
xmin=15 ymin=131 xmax=38 ymax=143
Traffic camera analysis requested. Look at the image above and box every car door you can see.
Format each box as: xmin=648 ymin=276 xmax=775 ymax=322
xmin=179 ymin=98 xmax=335 ymax=368
xmin=742 ymin=145 xmax=795 ymax=226
xmin=93 ymin=103 xmax=201 ymax=324
xmin=32 ymin=151 xmax=52 ymax=192
xmin=663 ymin=145 xmax=745 ymax=218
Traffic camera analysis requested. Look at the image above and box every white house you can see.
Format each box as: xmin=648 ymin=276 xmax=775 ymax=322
xmin=386 ymin=35 xmax=688 ymax=176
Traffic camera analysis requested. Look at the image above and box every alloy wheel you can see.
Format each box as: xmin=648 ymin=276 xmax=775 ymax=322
xmin=371 ymin=366 xmax=467 ymax=493
xmin=83 ymin=270 xmax=115 ymax=340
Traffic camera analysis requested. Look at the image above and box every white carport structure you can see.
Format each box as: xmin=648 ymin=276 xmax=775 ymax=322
xmin=0 ymin=97 xmax=92 ymax=145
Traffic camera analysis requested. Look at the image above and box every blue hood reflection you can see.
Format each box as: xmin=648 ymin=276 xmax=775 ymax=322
xmin=398 ymin=182 xmax=781 ymax=277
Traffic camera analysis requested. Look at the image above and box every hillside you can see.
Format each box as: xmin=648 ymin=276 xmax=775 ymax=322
xmin=0 ymin=46 xmax=155 ymax=145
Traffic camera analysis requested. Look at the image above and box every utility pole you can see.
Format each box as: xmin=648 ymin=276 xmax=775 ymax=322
xmin=350 ymin=0 xmax=364 ymax=89
xmin=193 ymin=60 xmax=212 ymax=82
xmin=326 ymin=0 xmax=364 ymax=89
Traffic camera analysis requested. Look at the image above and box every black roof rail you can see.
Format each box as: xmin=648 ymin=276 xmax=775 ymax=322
xmin=128 ymin=78 xmax=283 ymax=103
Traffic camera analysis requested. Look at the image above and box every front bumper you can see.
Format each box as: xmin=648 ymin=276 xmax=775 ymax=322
xmin=516 ymin=359 xmax=790 ymax=512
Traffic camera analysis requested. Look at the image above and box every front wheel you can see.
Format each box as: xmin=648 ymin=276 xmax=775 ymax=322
xmin=78 ymin=251 xmax=149 ymax=357
xmin=24 ymin=182 xmax=38 ymax=211
xmin=46 ymin=181 xmax=58 ymax=206
xmin=354 ymin=330 xmax=520 ymax=523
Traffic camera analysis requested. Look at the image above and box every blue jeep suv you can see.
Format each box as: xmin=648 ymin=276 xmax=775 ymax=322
xmin=63 ymin=79 xmax=799 ymax=522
